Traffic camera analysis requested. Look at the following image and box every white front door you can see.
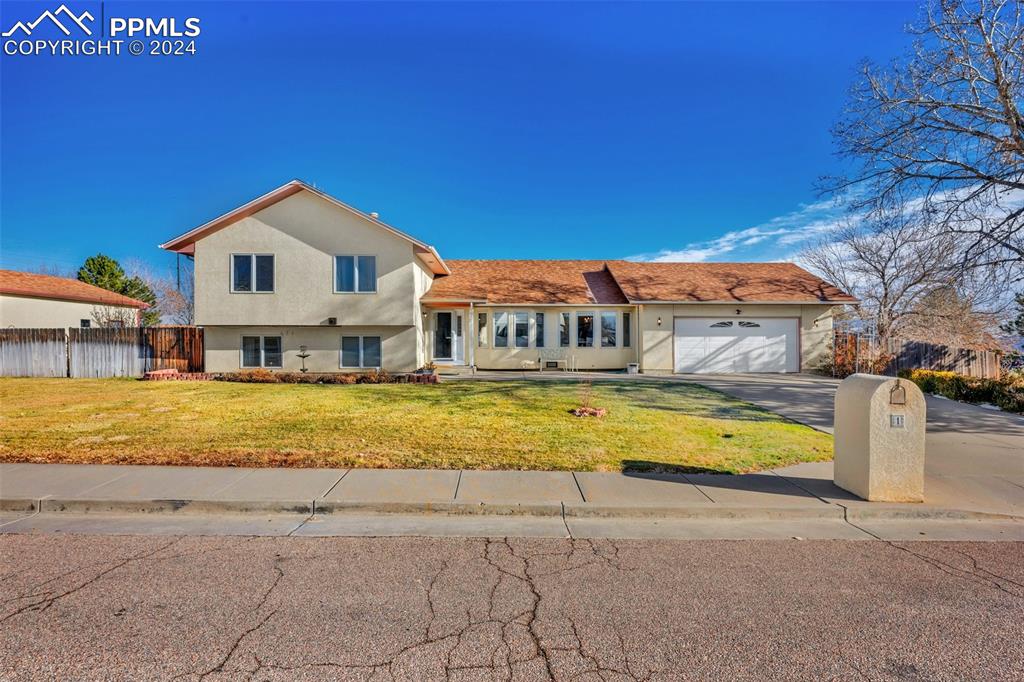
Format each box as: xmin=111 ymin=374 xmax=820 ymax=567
xmin=673 ymin=318 xmax=799 ymax=373
xmin=434 ymin=311 xmax=464 ymax=364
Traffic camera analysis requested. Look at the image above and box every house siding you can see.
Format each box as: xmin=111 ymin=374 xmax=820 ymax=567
xmin=194 ymin=191 xmax=423 ymax=328
xmin=204 ymin=325 xmax=419 ymax=373
xmin=0 ymin=294 xmax=138 ymax=328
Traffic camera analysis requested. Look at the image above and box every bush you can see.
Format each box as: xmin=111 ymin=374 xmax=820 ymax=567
xmin=357 ymin=368 xmax=391 ymax=384
xmin=221 ymin=369 xmax=279 ymax=383
xmin=897 ymin=369 xmax=1024 ymax=414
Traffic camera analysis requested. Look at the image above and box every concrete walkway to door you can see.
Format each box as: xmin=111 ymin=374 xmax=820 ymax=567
xmin=681 ymin=373 xmax=1024 ymax=517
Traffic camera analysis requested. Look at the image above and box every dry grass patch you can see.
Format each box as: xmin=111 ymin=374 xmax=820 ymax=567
xmin=0 ymin=378 xmax=832 ymax=473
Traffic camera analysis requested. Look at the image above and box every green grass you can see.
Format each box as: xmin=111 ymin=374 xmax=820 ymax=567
xmin=0 ymin=378 xmax=832 ymax=473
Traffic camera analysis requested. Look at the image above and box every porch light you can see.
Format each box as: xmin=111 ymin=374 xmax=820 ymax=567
xmin=657 ymin=317 xmax=662 ymax=326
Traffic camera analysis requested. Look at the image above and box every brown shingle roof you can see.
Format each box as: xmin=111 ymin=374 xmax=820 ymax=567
xmin=423 ymin=260 xmax=629 ymax=304
xmin=423 ymin=260 xmax=855 ymax=305
xmin=606 ymin=261 xmax=857 ymax=303
xmin=0 ymin=270 xmax=150 ymax=308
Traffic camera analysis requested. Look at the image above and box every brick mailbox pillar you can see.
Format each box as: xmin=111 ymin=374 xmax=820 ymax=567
xmin=833 ymin=373 xmax=926 ymax=502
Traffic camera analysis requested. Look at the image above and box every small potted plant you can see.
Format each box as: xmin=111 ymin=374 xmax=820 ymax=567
xmin=416 ymin=361 xmax=438 ymax=376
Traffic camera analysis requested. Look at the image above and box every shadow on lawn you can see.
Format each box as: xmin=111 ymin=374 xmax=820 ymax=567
xmin=621 ymin=459 xmax=733 ymax=475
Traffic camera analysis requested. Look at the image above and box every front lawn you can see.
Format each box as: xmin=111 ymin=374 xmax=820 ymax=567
xmin=0 ymin=378 xmax=831 ymax=473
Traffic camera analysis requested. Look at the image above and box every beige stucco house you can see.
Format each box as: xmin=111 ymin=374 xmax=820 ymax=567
xmin=0 ymin=270 xmax=148 ymax=328
xmin=161 ymin=180 xmax=856 ymax=374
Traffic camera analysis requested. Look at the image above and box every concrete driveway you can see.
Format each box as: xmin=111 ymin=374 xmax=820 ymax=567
xmin=683 ymin=373 xmax=1024 ymax=516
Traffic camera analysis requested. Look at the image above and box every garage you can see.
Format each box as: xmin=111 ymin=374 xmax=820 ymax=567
xmin=673 ymin=317 xmax=799 ymax=373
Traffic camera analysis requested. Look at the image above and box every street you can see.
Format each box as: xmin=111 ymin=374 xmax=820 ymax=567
xmin=2 ymin=534 xmax=1021 ymax=681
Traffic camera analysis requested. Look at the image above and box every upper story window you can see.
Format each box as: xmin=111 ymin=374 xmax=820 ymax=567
xmin=335 ymin=255 xmax=377 ymax=293
xmin=232 ymin=254 xmax=274 ymax=293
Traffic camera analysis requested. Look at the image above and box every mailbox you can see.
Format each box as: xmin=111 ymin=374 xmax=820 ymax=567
xmin=833 ymin=373 xmax=926 ymax=502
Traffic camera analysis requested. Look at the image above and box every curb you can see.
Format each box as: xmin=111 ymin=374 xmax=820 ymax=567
xmin=3 ymin=497 xmax=1020 ymax=523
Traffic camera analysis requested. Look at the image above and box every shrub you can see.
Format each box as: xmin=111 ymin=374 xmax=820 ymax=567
xmin=898 ymin=369 xmax=1024 ymax=414
xmin=221 ymin=369 xmax=279 ymax=383
xmin=358 ymin=368 xmax=391 ymax=384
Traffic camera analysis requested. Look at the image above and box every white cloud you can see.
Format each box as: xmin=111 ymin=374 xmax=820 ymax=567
xmin=629 ymin=197 xmax=852 ymax=263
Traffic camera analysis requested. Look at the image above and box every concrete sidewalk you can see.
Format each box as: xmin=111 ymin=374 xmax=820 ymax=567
xmin=2 ymin=461 xmax=1021 ymax=522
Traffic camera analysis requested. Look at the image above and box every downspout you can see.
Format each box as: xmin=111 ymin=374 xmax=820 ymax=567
xmin=469 ymin=301 xmax=475 ymax=370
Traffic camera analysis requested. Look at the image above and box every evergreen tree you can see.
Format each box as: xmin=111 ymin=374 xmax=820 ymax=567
xmin=77 ymin=254 xmax=160 ymax=326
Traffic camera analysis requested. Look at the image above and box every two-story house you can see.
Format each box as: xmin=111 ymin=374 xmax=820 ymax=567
xmin=160 ymin=180 xmax=856 ymax=374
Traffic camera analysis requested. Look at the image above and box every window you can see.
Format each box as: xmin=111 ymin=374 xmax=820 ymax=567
xmin=241 ymin=335 xmax=282 ymax=368
xmin=559 ymin=312 xmax=570 ymax=347
xmin=232 ymin=254 xmax=274 ymax=293
xmin=494 ymin=312 xmax=508 ymax=348
xmin=601 ymin=312 xmax=617 ymax=348
xmin=738 ymin=320 xmax=761 ymax=328
xmin=514 ymin=312 xmax=529 ymax=348
xmin=576 ymin=313 xmax=594 ymax=347
xmin=710 ymin=321 xmax=734 ymax=328
xmin=80 ymin=319 xmax=91 ymax=328
xmin=341 ymin=336 xmax=382 ymax=368
xmin=535 ymin=313 xmax=545 ymax=348
xmin=478 ymin=312 xmax=488 ymax=347
xmin=334 ymin=255 xmax=377 ymax=293
xmin=623 ymin=312 xmax=631 ymax=347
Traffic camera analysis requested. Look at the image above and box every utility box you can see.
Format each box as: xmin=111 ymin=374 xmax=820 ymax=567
xmin=834 ymin=373 xmax=926 ymax=502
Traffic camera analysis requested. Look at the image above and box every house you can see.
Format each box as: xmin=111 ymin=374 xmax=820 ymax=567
xmin=0 ymin=270 xmax=149 ymax=328
xmin=160 ymin=180 xmax=856 ymax=374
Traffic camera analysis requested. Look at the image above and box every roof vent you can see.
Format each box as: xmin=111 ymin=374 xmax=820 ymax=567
xmin=369 ymin=212 xmax=379 ymax=219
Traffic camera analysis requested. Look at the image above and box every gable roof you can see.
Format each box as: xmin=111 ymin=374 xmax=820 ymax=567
xmin=423 ymin=260 xmax=629 ymax=304
xmin=423 ymin=260 xmax=855 ymax=305
xmin=159 ymin=180 xmax=449 ymax=275
xmin=0 ymin=270 xmax=150 ymax=308
xmin=606 ymin=261 xmax=857 ymax=303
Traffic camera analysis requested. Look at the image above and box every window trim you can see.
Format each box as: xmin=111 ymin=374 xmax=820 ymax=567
xmin=493 ymin=311 xmax=509 ymax=348
xmin=240 ymin=335 xmax=283 ymax=368
xmin=576 ymin=312 xmax=594 ymax=348
xmin=513 ymin=311 xmax=529 ymax=348
xmin=333 ymin=254 xmax=378 ymax=294
xmin=340 ymin=335 xmax=383 ymax=369
xmin=600 ymin=311 xmax=617 ymax=348
xmin=231 ymin=253 xmax=275 ymax=294
xmin=478 ymin=312 xmax=488 ymax=348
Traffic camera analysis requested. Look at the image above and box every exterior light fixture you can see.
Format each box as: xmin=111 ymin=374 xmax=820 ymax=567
xmin=657 ymin=316 xmax=662 ymax=326
xmin=736 ymin=308 xmax=741 ymax=315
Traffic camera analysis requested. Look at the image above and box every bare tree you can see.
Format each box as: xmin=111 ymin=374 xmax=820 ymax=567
xmin=828 ymin=0 xmax=1024 ymax=274
xmin=124 ymin=258 xmax=195 ymax=325
xmin=799 ymin=212 xmax=1005 ymax=347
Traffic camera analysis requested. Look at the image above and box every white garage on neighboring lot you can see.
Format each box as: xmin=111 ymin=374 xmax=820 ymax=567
xmin=673 ymin=317 xmax=800 ymax=374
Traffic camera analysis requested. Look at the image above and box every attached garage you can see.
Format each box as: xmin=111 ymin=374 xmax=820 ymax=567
xmin=673 ymin=317 xmax=800 ymax=373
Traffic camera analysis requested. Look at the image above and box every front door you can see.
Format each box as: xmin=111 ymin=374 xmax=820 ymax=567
xmin=434 ymin=312 xmax=453 ymax=361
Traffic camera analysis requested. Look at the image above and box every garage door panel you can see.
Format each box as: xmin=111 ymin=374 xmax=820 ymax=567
xmin=674 ymin=318 xmax=798 ymax=374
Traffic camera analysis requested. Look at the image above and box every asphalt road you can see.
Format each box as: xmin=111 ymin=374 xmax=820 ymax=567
xmin=1 ymin=535 xmax=1022 ymax=681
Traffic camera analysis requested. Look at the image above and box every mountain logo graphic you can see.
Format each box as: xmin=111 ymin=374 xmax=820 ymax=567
xmin=2 ymin=4 xmax=95 ymax=37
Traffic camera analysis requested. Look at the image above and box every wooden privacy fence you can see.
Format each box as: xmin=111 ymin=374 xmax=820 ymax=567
xmin=832 ymin=331 xmax=1001 ymax=379
xmin=0 ymin=327 xmax=203 ymax=378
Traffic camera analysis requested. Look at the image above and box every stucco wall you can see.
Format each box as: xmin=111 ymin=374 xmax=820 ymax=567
xmin=638 ymin=303 xmax=836 ymax=373
xmin=194 ymin=190 xmax=424 ymax=328
xmin=0 ymin=294 xmax=138 ymax=328
xmin=439 ymin=306 xmax=640 ymax=370
xmin=203 ymin=325 xmax=419 ymax=373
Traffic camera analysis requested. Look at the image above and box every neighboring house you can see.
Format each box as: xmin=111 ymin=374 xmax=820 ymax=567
xmin=0 ymin=270 xmax=149 ymax=328
xmin=160 ymin=180 xmax=856 ymax=374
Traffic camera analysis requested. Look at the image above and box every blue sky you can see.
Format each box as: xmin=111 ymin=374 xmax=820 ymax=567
xmin=0 ymin=1 xmax=919 ymax=277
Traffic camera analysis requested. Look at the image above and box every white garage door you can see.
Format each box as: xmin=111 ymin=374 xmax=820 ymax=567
xmin=674 ymin=318 xmax=799 ymax=373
